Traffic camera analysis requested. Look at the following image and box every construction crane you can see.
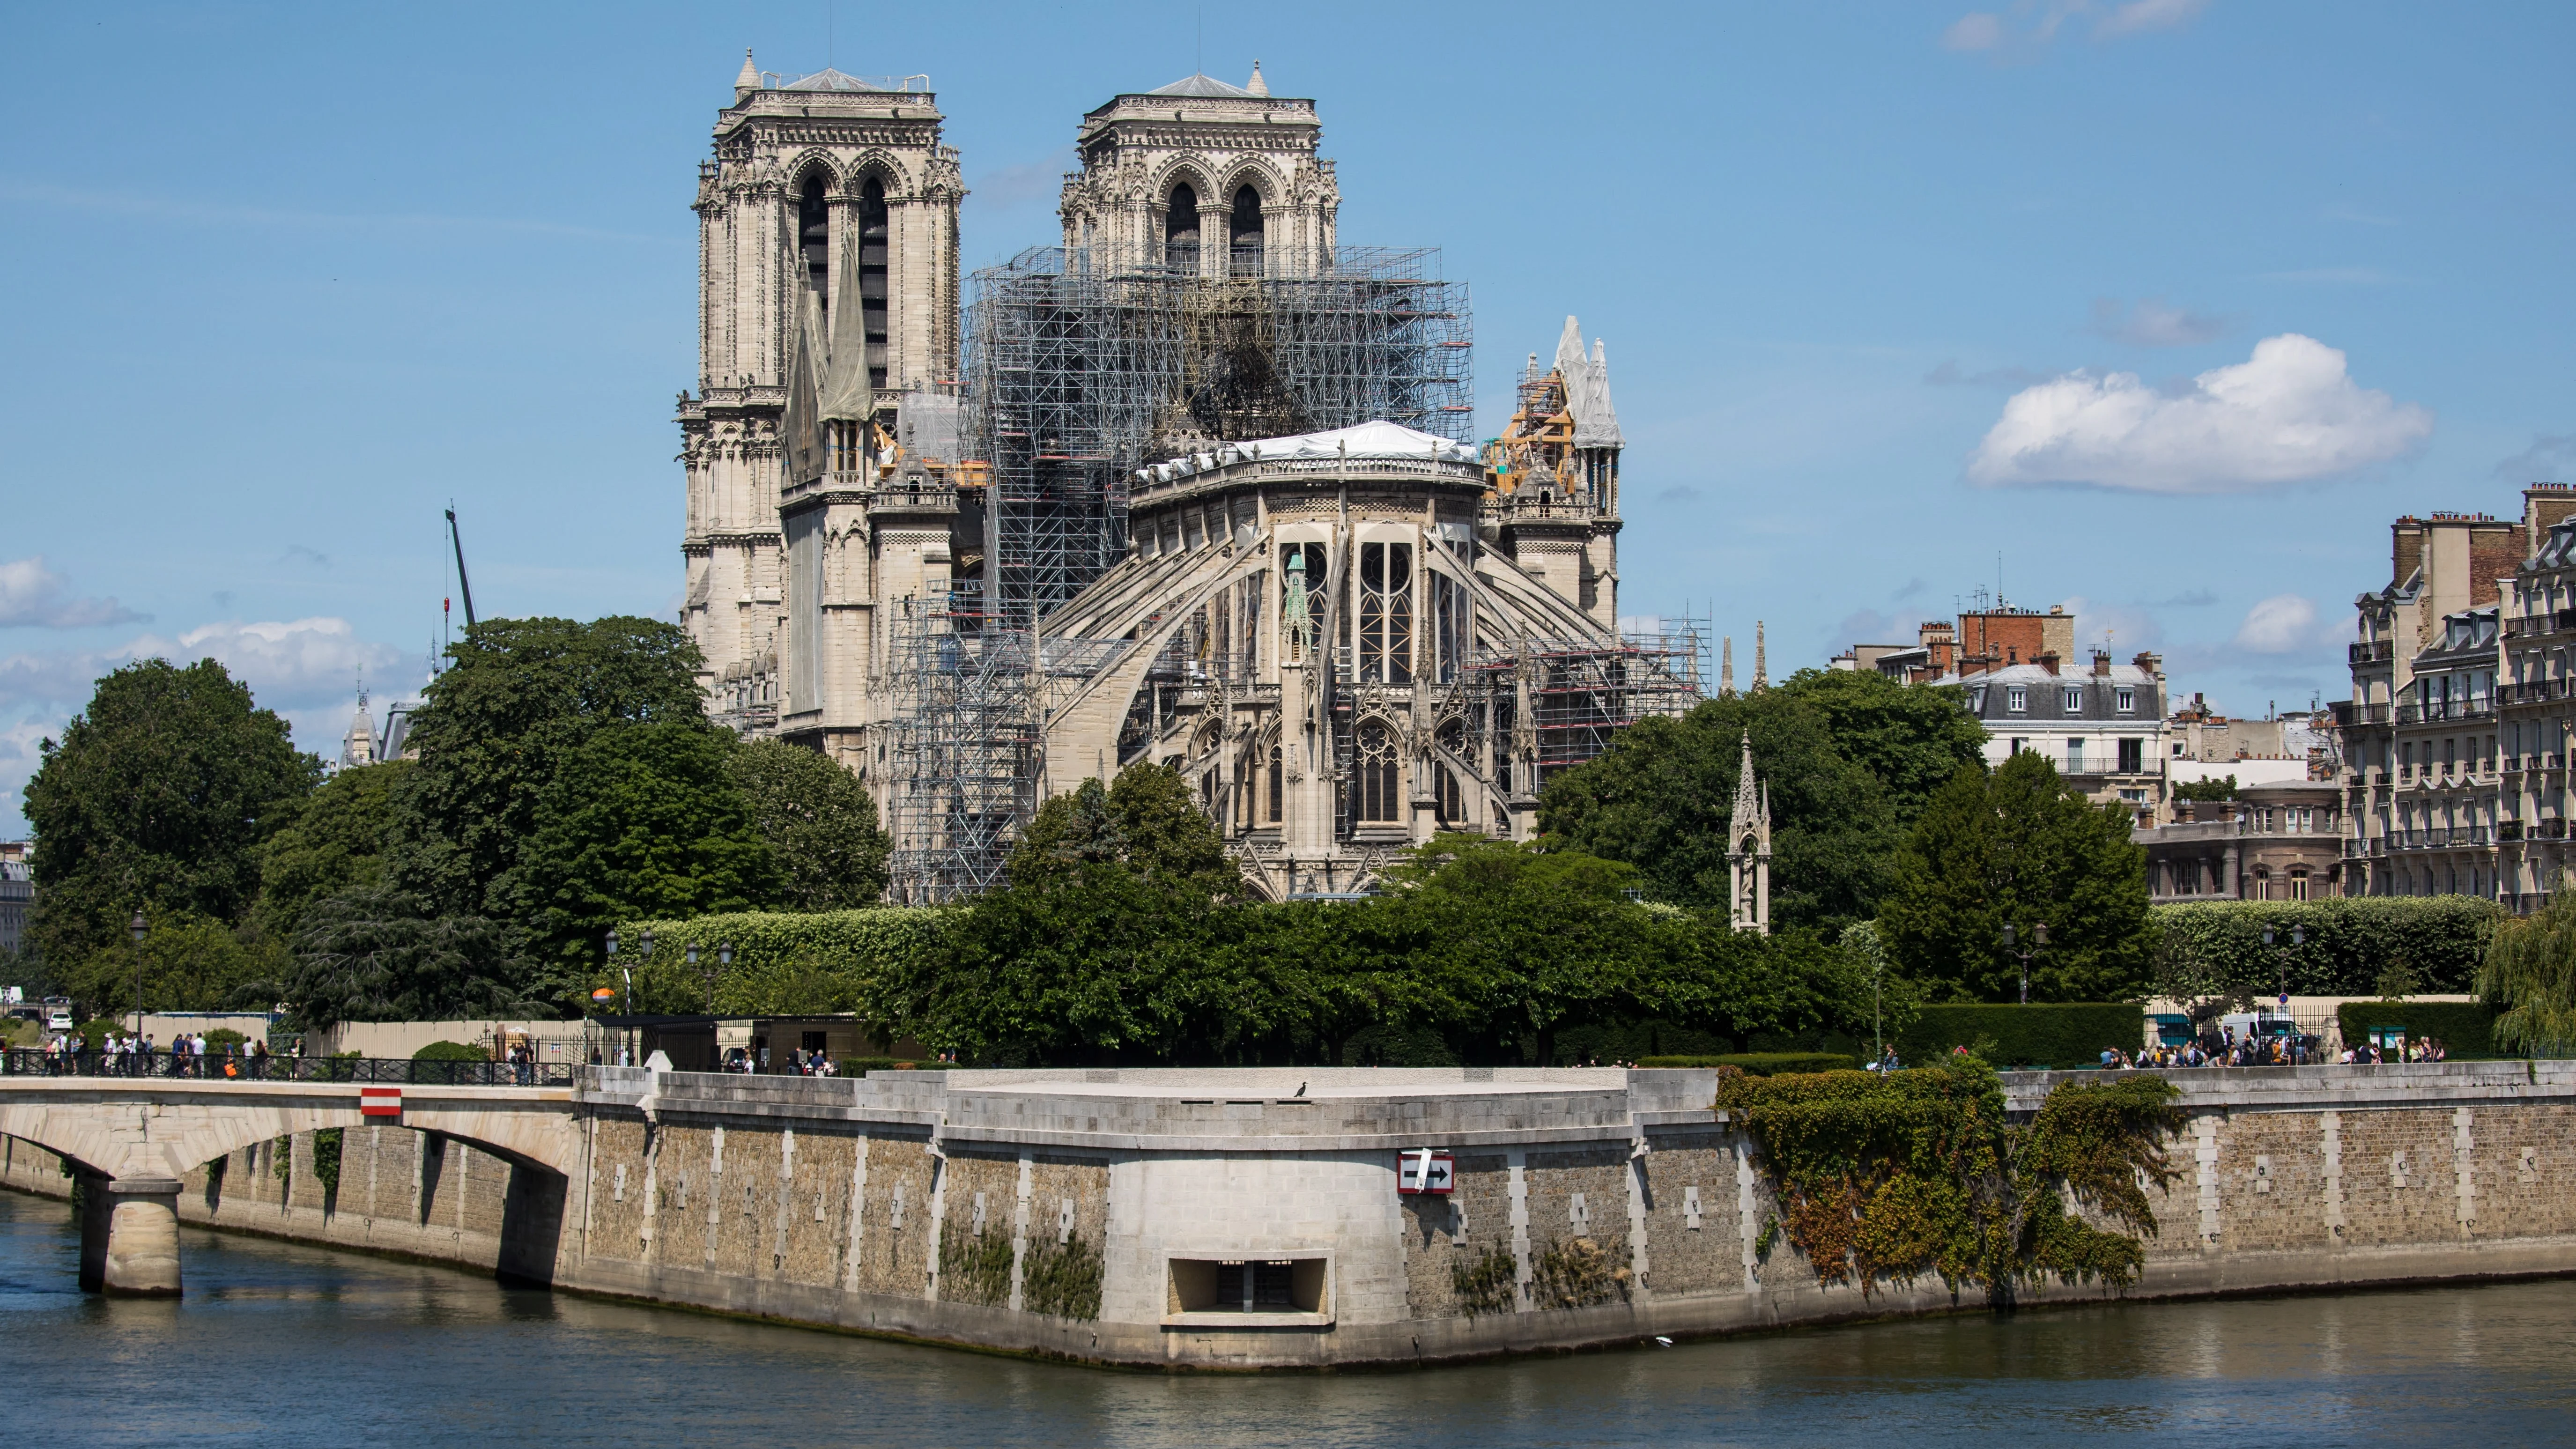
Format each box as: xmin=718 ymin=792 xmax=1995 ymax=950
xmin=445 ymin=507 xmax=478 ymax=627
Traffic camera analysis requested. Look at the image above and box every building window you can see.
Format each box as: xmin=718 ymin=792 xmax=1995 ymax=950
xmin=1355 ymin=541 xmax=1414 ymax=684
xmin=2117 ymin=738 xmax=2145 ymax=773
xmin=2009 ymin=737 xmax=2029 ymax=756
xmin=1266 ymin=737 xmax=1284 ymax=824
xmin=1354 ymin=721 xmax=1400 ymax=824
xmin=857 ymin=177 xmax=889 ymax=390
xmin=2006 ymin=686 xmax=2028 ymax=713
xmin=1228 ymin=184 xmax=1264 ymax=275
xmin=1969 ymin=687 xmax=1987 ymax=712
xmin=2289 ymin=867 xmax=2310 ymax=902
xmin=2115 ymin=687 xmax=2135 ymax=713
xmin=2062 ymin=686 xmax=2082 ymax=712
xmin=2066 ymin=739 xmax=2086 ymax=774
xmin=1164 ymin=183 xmax=1200 ymax=271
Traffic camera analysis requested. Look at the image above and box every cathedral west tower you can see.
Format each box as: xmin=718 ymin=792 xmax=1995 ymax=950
xmin=678 ymin=54 xmax=962 ymax=736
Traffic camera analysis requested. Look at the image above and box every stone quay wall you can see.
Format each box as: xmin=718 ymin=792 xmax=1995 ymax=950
xmin=7 ymin=1062 xmax=2576 ymax=1367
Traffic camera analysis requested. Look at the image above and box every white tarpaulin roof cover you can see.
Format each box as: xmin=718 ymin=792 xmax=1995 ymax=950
xmin=1136 ymin=421 xmax=1481 ymax=485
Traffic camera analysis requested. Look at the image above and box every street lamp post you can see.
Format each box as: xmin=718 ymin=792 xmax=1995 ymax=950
xmin=1999 ymin=921 xmax=2049 ymax=1006
xmin=2261 ymin=923 xmax=2307 ymax=1060
xmin=127 ymin=910 xmax=148 ymax=1038
xmin=687 ymin=944 xmax=703 ymax=1013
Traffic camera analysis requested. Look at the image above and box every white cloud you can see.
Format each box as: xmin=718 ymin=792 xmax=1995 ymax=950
xmin=0 ymin=557 xmax=145 ymax=629
xmin=1942 ymin=13 xmax=2006 ymax=50
xmin=2055 ymin=595 xmax=2165 ymax=654
xmin=2089 ymin=296 xmax=2232 ymax=347
xmin=1943 ymin=0 xmax=2207 ymax=54
xmin=2232 ymin=594 xmax=2320 ymax=653
xmin=1964 ymin=333 xmax=2432 ymax=494
xmin=2495 ymin=432 xmax=2576 ymax=482
xmin=125 ymin=618 xmax=400 ymax=709
xmin=2099 ymin=0 xmax=2209 ymax=36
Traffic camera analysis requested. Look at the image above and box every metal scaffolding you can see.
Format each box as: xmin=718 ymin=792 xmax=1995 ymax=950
xmin=965 ymin=246 xmax=1473 ymax=629
xmin=883 ymin=587 xmax=1039 ymax=905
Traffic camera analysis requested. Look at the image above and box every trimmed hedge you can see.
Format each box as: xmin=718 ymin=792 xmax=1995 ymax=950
xmin=1895 ymin=1003 xmax=2145 ymax=1070
xmin=413 ymin=1040 xmax=487 ymax=1062
xmin=2334 ymin=1001 xmax=2506 ymax=1059
xmin=2151 ymin=897 xmax=2502 ymax=998
xmin=610 ymin=908 xmax=949 ymax=1017
xmin=1636 ymin=1052 xmax=1862 ymax=1074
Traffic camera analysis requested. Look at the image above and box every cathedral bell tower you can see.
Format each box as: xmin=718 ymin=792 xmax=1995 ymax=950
xmin=677 ymin=53 xmax=963 ymax=756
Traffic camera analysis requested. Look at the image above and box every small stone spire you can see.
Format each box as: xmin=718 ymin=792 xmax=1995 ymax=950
xmin=1726 ymin=732 xmax=1772 ymax=936
xmin=1247 ymin=60 xmax=1270 ymax=97
xmin=1752 ymin=621 xmax=1769 ymax=692
xmin=734 ymin=49 xmax=760 ymax=100
xmin=1720 ymin=636 xmax=1736 ymax=698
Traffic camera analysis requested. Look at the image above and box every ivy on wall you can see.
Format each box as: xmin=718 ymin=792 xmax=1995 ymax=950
xmin=1018 ymin=1233 xmax=1103 ymax=1321
xmin=937 ymin=1225 xmax=1015 ymax=1308
xmin=1451 ymin=1243 xmax=1518 ymax=1318
xmin=1718 ymin=1059 xmax=2182 ymax=1305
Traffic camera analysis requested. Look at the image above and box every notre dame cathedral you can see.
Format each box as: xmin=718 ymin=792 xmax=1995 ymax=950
xmin=676 ymin=56 xmax=1693 ymax=899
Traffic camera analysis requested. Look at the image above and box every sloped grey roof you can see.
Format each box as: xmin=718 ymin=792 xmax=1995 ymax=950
xmin=1147 ymin=72 xmax=1254 ymax=98
xmin=783 ymin=68 xmax=893 ymax=92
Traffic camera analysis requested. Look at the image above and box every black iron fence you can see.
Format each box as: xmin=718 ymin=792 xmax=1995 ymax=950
xmin=0 ymin=1050 xmax=577 ymax=1087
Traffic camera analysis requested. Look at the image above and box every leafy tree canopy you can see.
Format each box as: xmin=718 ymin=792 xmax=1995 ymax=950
xmin=1536 ymin=688 xmax=1908 ymax=931
xmin=1876 ymin=751 xmax=2153 ymax=1003
xmin=281 ymin=886 xmax=534 ymax=1028
xmin=255 ymin=760 xmax=409 ymax=940
xmin=384 ymin=615 xmax=710 ymax=920
xmin=1007 ymin=764 xmax=1241 ymax=898
xmin=25 ymin=658 xmax=319 ymax=966
xmin=64 ymin=912 xmax=288 ymax=1019
xmin=1773 ymin=668 xmax=1989 ymax=826
xmin=726 ymin=738 xmax=890 ymax=909
xmin=2171 ymin=774 xmax=2238 ymax=803
xmin=509 ymin=721 xmax=781 ymax=1005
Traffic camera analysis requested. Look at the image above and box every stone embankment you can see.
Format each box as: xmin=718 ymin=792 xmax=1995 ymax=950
xmin=5 ymin=1062 xmax=2573 ymax=1367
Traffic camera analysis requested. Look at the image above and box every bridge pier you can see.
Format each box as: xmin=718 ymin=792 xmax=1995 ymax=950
xmin=97 ymin=1176 xmax=184 ymax=1297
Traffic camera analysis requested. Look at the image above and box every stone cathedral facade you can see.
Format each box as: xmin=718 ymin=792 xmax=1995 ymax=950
xmin=676 ymin=58 xmax=1683 ymax=897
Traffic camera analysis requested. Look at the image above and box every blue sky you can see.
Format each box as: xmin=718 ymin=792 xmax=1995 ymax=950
xmin=3 ymin=0 xmax=2571 ymax=834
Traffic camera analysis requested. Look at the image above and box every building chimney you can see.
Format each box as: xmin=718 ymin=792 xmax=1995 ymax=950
xmin=2135 ymin=651 xmax=2164 ymax=681
xmin=2036 ymin=650 xmax=2060 ymax=676
xmin=2091 ymin=649 xmax=2111 ymax=678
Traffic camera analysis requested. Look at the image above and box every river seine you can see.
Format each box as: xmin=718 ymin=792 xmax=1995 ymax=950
xmin=3 ymin=1191 xmax=2570 ymax=1445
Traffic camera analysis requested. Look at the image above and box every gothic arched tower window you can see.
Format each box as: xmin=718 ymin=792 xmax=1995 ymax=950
xmin=1229 ymin=185 xmax=1263 ymax=275
xmin=858 ymin=177 xmax=890 ymax=391
xmin=797 ymin=173 xmax=830 ymax=303
xmin=1355 ymin=721 xmax=1400 ymax=824
xmin=1164 ymin=183 xmax=1199 ymax=272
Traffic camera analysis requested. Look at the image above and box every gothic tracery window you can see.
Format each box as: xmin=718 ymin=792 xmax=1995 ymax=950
xmin=1355 ymin=721 xmax=1400 ymax=824
xmin=858 ymin=177 xmax=890 ymax=391
xmin=1356 ymin=542 xmax=1414 ymax=684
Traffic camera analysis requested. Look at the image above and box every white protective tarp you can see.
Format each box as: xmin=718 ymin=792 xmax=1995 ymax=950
xmin=1555 ymin=315 xmax=1624 ymax=449
xmin=1135 ymin=420 xmax=1478 ymax=485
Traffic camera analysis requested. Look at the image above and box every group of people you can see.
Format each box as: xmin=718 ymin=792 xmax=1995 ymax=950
xmin=2339 ymin=1037 xmax=2447 ymax=1065
xmin=33 ymin=1031 xmax=271 ymax=1077
xmin=2097 ymin=1033 xmax=2452 ymax=1070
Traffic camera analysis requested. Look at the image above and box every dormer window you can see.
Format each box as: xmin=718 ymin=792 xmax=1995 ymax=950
xmin=2061 ymin=686 xmax=2082 ymax=712
xmin=2115 ymin=687 xmax=2135 ymax=713
xmin=2006 ymin=686 xmax=2028 ymax=713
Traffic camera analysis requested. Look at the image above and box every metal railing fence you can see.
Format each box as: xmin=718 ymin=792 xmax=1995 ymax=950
xmin=0 ymin=1050 xmax=577 ymax=1087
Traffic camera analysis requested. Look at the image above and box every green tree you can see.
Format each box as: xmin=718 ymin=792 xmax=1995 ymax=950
xmin=67 ymin=913 xmax=288 ymax=1019
xmin=2481 ymin=887 xmax=2576 ymax=1054
xmin=2172 ymin=774 xmax=2237 ymax=803
xmin=281 ymin=887 xmax=531 ymax=1028
xmin=1775 ymin=668 xmax=1988 ymax=826
xmin=509 ymin=722 xmax=781 ymax=1004
xmin=24 ymin=659 xmax=319 ymax=969
xmin=1877 ymin=752 xmax=2153 ymax=1003
xmin=725 ymin=738 xmax=889 ymax=909
xmin=1008 ymin=765 xmax=1242 ymax=897
xmin=1537 ymin=690 xmax=1902 ymax=930
xmin=255 ymin=760 xmax=409 ymax=939
xmin=383 ymin=615 xmax=710 ymax=922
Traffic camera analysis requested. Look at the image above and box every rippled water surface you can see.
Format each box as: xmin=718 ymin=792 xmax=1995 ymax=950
xmin=3 ymin=1190 xmax=2571 ymax=1445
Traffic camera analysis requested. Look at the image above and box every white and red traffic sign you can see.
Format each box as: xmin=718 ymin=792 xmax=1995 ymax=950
xmin=360 ymin=1087 xmax=402 ymax=1119
xmin=1397 ymin=1149 xmax=1454 ymax=1195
